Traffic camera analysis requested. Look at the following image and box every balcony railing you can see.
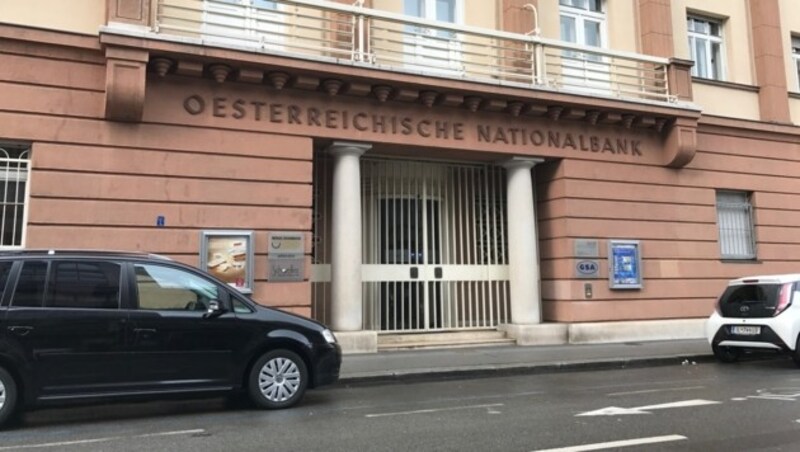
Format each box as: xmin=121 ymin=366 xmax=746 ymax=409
xmin=153 ymin=0 xmax=673 ymax=103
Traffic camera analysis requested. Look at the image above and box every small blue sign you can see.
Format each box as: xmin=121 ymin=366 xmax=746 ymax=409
xmin=156 ymin=215 xmax=165 ymax=227
xmin=609 ymin=241 xmax=642 ymax=289
xmin=575 ymin=259 xmax=599 ymax=278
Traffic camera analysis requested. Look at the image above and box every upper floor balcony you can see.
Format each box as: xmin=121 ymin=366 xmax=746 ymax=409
xmin=103 ymin=0 xmax=693 ymax=107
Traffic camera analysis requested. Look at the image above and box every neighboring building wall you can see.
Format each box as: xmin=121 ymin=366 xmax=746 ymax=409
xmin=671 ymin=0 xmax=760 ymax=121
xmin=780 ymin=0 xmax=800 ymax=125
xmin=0 ymin=28 xmax=315 ymax=317
xmin=537 ymin=120 xmax=800 ymax=323
xmin=0 ymin=0 xmax=106 ymax=35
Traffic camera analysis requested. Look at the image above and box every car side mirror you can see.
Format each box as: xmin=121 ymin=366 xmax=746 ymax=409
xmin=204 ymin=299 xmax=225 ymax=318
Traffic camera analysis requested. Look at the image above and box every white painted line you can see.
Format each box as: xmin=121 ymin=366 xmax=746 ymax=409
xmin=531 ymin=434 xmax=687 ymax=452
xmin=366 ymin=403 xmax=503 ymax=418
xmin=748 ymin=395 xmax=797 ymax=402
xmin=0 ymin=429 xmax=205 ymax=450
xmin=577 ymin=399 xmax=720 ymax=416
xmin=607 ymin=386 xmax=705 ymax=397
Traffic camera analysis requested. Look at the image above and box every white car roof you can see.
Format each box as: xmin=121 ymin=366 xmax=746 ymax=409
xmin=729 ymin=274 xmax=800 ymax=285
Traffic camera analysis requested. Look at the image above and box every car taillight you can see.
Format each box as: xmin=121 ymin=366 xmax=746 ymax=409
xmin=774 ymin=282 xmax=793 ymax=316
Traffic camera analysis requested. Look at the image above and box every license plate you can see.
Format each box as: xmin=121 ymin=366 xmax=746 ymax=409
xmin=731 ymin=326 xmax=761 ymax=336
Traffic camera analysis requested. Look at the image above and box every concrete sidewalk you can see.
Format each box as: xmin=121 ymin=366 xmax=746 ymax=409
xmin=339 ymin=339 xmax=714 ymax=383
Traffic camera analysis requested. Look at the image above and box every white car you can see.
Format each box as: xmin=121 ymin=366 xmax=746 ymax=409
xmin=706 ymin=274 xmax=800 ymax=365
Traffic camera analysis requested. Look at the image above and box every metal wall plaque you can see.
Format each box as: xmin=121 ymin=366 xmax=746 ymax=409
xmin=268 ymin=232 xmax=304 ymax=257
xmin=575 ymin=239 xmax=600 ymax=257
xmin=267 ymin=231 xmax=305 ymax=282
xmin=574 ymin=259 xmax=600 ymax=279
xmin=268 ymin=258 xmax=305 ymax=282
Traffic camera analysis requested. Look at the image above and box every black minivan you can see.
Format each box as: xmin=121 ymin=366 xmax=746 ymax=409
xmin=0 ymin=250 xmax=341 ymax=427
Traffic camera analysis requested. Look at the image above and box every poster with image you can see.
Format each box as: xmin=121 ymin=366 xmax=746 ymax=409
xmin=200 ymin=230 xmax=254 ymax=293
xmin=608 ymin=240 xmax=642 ymax=289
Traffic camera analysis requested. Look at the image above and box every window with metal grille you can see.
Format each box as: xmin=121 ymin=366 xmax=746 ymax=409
xmin=715 ymin=191 xmax=755 ymax=260
xmin=0 ymin=143 xmax=30 ymax=248
xmin=687 ymin=15 xmax=724 ymax=80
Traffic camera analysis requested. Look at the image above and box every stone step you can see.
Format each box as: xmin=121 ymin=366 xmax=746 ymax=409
xmin=378 ymin=330 xmax=514 ymax=350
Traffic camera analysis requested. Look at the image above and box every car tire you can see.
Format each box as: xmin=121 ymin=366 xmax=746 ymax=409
xmin=0 ymin=366 xmax=19 ymax=428
xmin=712 ymin=343 xmax=740 ymax=363
xmin=792 ymin=337 xmax=800 ymax=369
xmin=248 ymin=349 xmax=308 ymax=410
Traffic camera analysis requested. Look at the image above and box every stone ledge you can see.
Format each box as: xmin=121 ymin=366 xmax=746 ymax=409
xmin=499 ymin=323 xmax=569 ymax=346
xmin=335 ymin=330 xmax=378 ymax=354
xmin=567 ymin=318 xmax=707 ymax=344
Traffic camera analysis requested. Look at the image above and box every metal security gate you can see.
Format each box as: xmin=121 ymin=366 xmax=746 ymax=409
xmin=361 ymin=158 xmax=510 ymax=332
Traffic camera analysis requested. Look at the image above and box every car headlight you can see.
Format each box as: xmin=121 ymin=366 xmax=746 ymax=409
xmin=321 ymin=328 xmax=337 ymax=344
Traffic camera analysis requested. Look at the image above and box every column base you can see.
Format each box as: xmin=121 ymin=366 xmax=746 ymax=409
xmin=335 ymin=330 xmax=378 ymax=354
xmin=567 ymin=319 xmax=706 ymax=344
xmin=499 ymin=323 xmax=568 ymax=346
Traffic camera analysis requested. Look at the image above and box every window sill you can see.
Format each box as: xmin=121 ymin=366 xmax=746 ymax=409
xmin=692 ymin=77 xmax=760 ymax=92
xmin=789 ymin=91 xmax=800 ymax=100
xmin=720 ymin=258 xmax=760 ymax=264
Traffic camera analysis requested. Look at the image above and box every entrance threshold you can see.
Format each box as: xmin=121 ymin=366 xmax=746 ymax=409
xmin=378 ymin=330 xmax=515 ymax=351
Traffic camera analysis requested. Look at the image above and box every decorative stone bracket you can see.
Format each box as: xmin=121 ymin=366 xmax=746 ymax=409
xmin=104 ymin=46 xmax=148 ymax=122
xmin=663 ymin=117 xmax=697 ymax=168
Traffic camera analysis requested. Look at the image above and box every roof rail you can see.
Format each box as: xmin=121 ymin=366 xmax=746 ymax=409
xmin=0 ymin=249 xmax=173 ymax=260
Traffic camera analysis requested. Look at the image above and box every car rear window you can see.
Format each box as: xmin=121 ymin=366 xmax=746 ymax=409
xmin=719 ymin=283 xmax=783 ymax=318
xmin=47 ymin=261 xmax=121 ymax=309
xmin=12 ymin=260 xmax=47 ymax=307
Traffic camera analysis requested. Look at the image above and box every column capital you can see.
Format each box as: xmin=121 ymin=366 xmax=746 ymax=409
xmin=501 ymin=157 xmax=544 ymax=170
xmin=327 ymin=141 xmax=372 ymax=157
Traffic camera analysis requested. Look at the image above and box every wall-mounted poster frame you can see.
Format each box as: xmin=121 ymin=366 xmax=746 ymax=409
xmin=608 ymin=240 xmax=642 ymax=289
xmin=199 ymin=230 xmax=255 ymax=293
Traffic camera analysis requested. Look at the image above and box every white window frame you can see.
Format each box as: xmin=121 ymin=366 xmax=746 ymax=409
xmin=792 ymin=35 xmax=800 ymax=91
xmin=715 ymin=191 xmax=756 ymax=260
xmin=0 ymin=143 xmax=30 ymax=250
xmin=559 ymin=0 xmax=607 ymax=49
xmin=687 ymin=14 xmax=724 ymax=81
xmin=402 ymin=0 xmax=464 ymax=74
xmin=203 ymin=0 xmax=284 ymax=51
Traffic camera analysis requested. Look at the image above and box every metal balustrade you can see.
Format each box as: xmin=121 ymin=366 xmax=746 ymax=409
xmin=153 ymin=0 xmax=673 ymax=103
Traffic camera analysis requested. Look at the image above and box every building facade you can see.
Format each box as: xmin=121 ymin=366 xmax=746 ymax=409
xmin=1 ymin=0 xmax=799 ymax=352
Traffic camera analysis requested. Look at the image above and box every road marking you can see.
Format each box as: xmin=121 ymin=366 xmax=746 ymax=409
xmin=576 ymin=399 xmax=721 ymax=416
xmin=531 ymin=434 xmax=688 ymax=452
xmin=748 ymin=395 xmax=797 ymax=401
xmin=607 ymin=385 xmax=705 ymax=397
xmin=366 ymin=403 xmax=504 ymax=418
xmin=0 ymin=429 xmax=205 ymax=450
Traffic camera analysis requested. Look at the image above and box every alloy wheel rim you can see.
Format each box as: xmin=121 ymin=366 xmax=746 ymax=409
xmin=0 ymin=379 xmax=5 ymax=411
xmin=259 ymin=357 xmax=300 ymax=402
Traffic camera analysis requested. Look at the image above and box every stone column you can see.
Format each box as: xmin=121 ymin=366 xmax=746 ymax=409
xmin=749 ymin=0 xmax=790 ymax=123
xmin=499 ymin=158 xmax=567 ymax=345
xmin=328 ymin=142 xmax=370 ymax=332
xmin=503 ymin=157 xmax=542 ymax=324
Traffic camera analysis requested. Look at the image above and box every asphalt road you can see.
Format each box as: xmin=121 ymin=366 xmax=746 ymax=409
xmin=2 ymin=355 xmax=800 ymax=451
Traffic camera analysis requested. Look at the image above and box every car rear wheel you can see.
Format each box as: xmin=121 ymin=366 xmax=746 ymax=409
xmin=0 ymin=367 xmax=18 ymax=428
xmin=792 ymin=337 xmax=800 ymax=369
xmin=712 ymin=344 xmax=740 ymax=363
xmin=248 ymin=350 xmax=308 ymax=410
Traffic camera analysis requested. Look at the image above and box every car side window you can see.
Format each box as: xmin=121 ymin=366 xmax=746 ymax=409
xmin=232 ymin=297 xmax=253 ymax=314
xmin=134 ymin=264 xmax=221 ymax=311
xmin=11 ymin=260 xmax=48 ymax=307
xmin=46 ymin=261 xmax=121 ymax=309
xmin=0 ymin=261 xmax=13 ymax=303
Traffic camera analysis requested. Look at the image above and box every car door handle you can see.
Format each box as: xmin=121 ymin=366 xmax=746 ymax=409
xmin=8 ymin=326 xmax=34 ymax=337
xmin=133 ymin=328 xmax=157 ymax=338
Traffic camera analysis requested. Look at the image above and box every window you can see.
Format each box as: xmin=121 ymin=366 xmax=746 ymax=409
xmin=47 ymin=261 xmax=121 ymax=309
xmin=687 ymin=15 xmax=724 ymax=80
xmin=203 ymin=0 xmax=283 ymax=50
xmin=559 ymin=0 xmax=605 ymax=49
xmin=793 ymin=35 xmax=800 ymax=91
xmin=11 ymin=261 xmax=47 ymax=308
xmin=403 ymin=0 xmax=463 ymax=73
xmin=135 ymin=264 xmax=221 ymax=311
xmin=0 ymin=261 xmax=13 ymax=302
xmin=716 ymin=191 xmax=755 ymax=259
xmin=0 ymin=143 xmax=30 ymax=248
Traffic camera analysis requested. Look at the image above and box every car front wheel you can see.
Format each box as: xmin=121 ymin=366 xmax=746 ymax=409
xmin=792 ymin=337 xmax=800 ymax=369
xmin=712 ymin=343 xmax=740 ymax=363
xmin=0 ymin=366 xmax=18 ymax=428
xmin=248 ymin=350 xmax=309 ymax=409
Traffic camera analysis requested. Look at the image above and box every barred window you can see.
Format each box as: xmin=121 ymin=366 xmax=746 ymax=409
xmin=0 ymin=143 xmax=30 ymax=248
xmin=716 ymin=191 xmax=755 ymax=260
